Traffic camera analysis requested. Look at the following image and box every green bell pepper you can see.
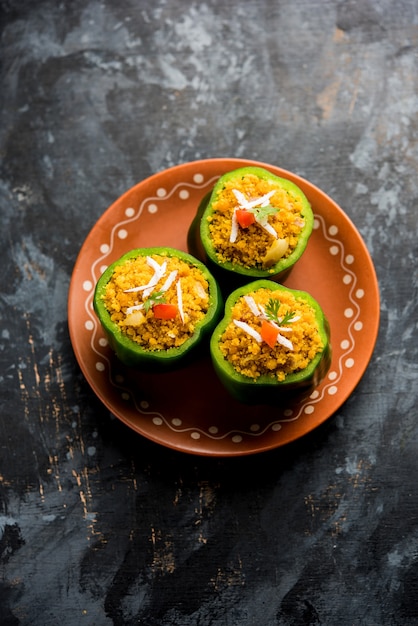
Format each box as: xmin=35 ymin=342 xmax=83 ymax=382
xmin=187 ymin=166 xmax=314 ymax=290
xmin=93 ymin=247 xmax=223 ymax=370
xmin=210 ymin=280 xmax=331 ymax=405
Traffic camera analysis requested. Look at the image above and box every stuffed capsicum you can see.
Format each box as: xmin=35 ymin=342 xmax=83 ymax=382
xmin=187 ymin=166 xmax=314 ymax=288
xmin=210 ymin=280 xmax=331 ymax=404
xmin=93 ymin=247 xmax=222 ymax=370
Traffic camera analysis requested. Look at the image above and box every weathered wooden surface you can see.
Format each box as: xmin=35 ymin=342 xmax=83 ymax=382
xmin=1 ymin=1 xmax=418 ymax=624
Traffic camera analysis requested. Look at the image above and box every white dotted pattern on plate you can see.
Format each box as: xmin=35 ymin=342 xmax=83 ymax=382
xmin=82 ymin=173 xmax=364 ymax=446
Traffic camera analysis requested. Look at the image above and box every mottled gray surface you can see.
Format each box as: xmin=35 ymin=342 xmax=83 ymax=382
xmin=1 ymin=1 xmax=418 ymax=624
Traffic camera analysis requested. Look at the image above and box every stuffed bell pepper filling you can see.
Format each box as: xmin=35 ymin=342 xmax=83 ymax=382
xmin=94 ymin=248 xmax=223 ymax=370
xmin=101 ymin=253 xmax=211 ymax=351
xmin=217 ymin=287 xmax=324 ymax=382
xmin=206 ymin=169 xmax=309 ymax=271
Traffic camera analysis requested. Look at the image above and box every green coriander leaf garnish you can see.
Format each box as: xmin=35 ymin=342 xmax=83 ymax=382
xmin=265 ymin=298 xmax=296 ymax=325
xmin=248 ymin=204 xmax=278 ymax=220
xmin=144 ymin=290 xmax=166 ymax=313
xmin=280 ymin=310 xmax=297 ymax=325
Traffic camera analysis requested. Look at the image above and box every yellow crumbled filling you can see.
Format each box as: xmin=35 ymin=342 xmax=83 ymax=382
xmin=219 ymin=288 xmax=323 ymax=381
xmin=207 ymin=173 xmax=305 ymax=269
xmin=102 ymin=255 xmax=210 ymax=350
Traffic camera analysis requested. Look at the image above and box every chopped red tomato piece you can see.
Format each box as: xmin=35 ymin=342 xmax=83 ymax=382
xmin=236 ymin=209 xmax=256 ymax=229
xmin=260 ymin=320 xmax=279 ymax=348
xmin=152 ymin=303 xmax=178 ymax=319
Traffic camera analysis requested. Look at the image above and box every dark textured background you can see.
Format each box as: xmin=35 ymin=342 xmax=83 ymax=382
xmin=1 ymin=1 xmax=418 ymax=624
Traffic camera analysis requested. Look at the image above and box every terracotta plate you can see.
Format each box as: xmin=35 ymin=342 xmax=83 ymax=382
xmin=68 ymin=158 xmax=380 ymax=456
